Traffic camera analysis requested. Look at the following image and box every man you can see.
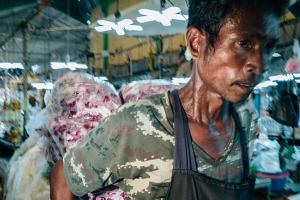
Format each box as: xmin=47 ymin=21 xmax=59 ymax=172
xmin=51 ymin=0 xmax=289 ymax=199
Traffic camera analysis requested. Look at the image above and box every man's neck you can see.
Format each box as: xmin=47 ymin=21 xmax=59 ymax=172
xmin=178 ymin=70 xmax=230 ymax=126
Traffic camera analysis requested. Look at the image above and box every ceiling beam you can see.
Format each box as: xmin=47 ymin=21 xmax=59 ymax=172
xmin=0 ymin=4 xmax=41 ymax=48
xmin=0 ymin=3 xmax=36 ymax=19
xmin=0 ymin=0 xmax=35 ymax=12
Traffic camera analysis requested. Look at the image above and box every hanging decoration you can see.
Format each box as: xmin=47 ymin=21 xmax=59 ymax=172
xmin=95 ymin=19 xmax=143 ymax=35
xmin=136 ymin=6 xmax=188 ymax=26
xmin=0 ymin=63 xmax=24 ymax=69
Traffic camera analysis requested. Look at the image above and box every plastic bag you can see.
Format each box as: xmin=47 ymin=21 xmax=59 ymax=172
xmin=0 ymin=121 xmax=5 ymax=138
xmin=258 ymin=115 xmax=293 ymax=138
xmin=5 ymin=135 xmax=50 ymax=200
xmin=25 ymin=109 xmax=49 ymax=136
xmin=267 ymin=80 xmax=299 ymax=127
xmin=252 ymin=136 xmax=282 ymax=173
xmin=282 ymin=146 xmax=300 ymax=171
xmin=0 ymin=158 xmax=8 ymax=185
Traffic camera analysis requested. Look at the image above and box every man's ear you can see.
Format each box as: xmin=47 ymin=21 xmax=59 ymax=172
xmin=185 ymin=27 xmax=206 ymax=59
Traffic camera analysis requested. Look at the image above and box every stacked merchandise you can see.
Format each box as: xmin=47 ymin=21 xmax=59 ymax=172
xmin=1 ymin=99 xmax=23 ymax=145
xmin=252 ymin=75 xmax=299 ymax=193
xmin=4 ymin=103 xmax=51 ymax=199
xmin=258 ymin=113 xmax=293 ymax=138
xmin=119 ymin=80 xmax=178 ymax=103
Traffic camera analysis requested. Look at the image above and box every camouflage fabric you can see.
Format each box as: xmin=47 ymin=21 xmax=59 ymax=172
xmin=63 ymin=92 xmax=257 ymax=199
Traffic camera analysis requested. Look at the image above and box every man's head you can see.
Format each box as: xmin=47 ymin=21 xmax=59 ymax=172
xmin=188 ymin=0 xmax=289 ymax=50
xmin=186 ymin=0 xmax=289 ymax=102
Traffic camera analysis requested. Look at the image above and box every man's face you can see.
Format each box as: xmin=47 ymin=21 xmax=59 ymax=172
xmin=196 ymin=9 xmax=279 ymax=102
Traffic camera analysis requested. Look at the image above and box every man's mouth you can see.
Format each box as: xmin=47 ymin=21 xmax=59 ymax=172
xmin=232 ymin=80 xmax=256 ymax=92
xmin=237 ymin=82 xmax=255 ymax=88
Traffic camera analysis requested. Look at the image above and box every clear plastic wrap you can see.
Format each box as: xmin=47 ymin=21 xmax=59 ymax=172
xmin=0 ymin=121 xmax=5 ymax=138
xmin=47 ymin=72 xmax=122 ymax=155
xmin=46 ymin=72 xmax=124 ymax=198
xmin=119 ymin=79 xmax=178 ymax=103
xmin=0 ymin=158 xmax=8 ymax=185
xmin=5 ymin=135 xmax=50 ymax=200
xmin=25 ymin=109 xmax=49 ymax=136
xmin=281 ymin=146 xmax=300 ymax=171
xmin=87 ymin=185 xmax=125 ymax=200
xmin=5 ymin=72 xmax=125 ymax=199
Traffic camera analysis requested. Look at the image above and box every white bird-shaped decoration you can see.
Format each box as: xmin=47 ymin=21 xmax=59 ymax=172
xmin=137 ymin=6 xmax=188 ymax=26
xmin=95 ymin=19 xmax=143 ymax=35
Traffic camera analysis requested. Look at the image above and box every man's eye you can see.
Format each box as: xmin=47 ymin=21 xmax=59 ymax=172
xmin=239 ymin=39 xmax=252 ymax=50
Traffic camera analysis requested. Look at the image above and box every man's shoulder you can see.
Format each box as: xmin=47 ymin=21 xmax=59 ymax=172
xmin=120 ymin=92 xmax=168 ymax=110
xmin=113 ymin=92 xmax=171 ymax=122
xmin=102 ymin=92 xmax=173 ymax=134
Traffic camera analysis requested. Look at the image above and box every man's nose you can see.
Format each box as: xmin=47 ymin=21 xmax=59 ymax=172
xmin=243 ymin=48 xmax=265 ymax=75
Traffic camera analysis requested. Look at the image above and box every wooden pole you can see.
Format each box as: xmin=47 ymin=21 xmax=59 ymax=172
xmin=22 ymin=23 xmax=29 ymax=140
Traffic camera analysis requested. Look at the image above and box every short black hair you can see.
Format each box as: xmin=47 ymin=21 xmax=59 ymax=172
xmin=188 ymin=0 xmax=289 ymax=48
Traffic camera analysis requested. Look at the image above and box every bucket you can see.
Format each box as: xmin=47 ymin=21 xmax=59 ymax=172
xmin=256 ymin=172 xmax=289 ymax=192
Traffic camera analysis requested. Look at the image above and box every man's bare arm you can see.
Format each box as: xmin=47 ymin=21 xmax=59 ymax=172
xmin=50 ymin=159 xmax=74 ymax=200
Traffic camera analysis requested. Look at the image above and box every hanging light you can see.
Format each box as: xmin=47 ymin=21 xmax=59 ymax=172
xmin=272 ymin=52 xmax=282 ymax=57
xmin=136 ymin=6 xmax=188 ymax=26
xmin=31 ymin=82 xmax=54 ymax=90
xmin=95 ymin=19 xmax=143 ymax=35
xmin=67 ymin=62 xmax=88 ymax=69
xmin=0 ymin=62 xmax=24 ymax=69
xmin=50 ymin=62 xmax=88 ymax=71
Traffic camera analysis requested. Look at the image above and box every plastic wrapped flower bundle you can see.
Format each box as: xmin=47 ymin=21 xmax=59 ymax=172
xmin=47 ymin=72 xmax=122 ymax=154
xmin=119 ymin=80 xmax=179 ymax=103
xmin=87 ymin=186 xmax=126 ymax=200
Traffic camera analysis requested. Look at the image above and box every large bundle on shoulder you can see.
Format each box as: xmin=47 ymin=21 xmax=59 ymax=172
xmin=47 ymin=72 xmax=122 ymax=156
xmin=4 ymin=72 xmax=122 ymax=200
